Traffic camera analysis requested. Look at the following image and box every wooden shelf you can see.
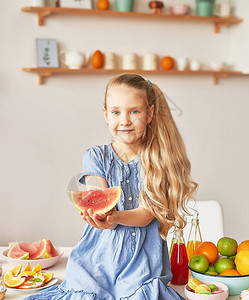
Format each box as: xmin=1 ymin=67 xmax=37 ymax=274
xmin=21 ymin=6 xmax=243 ymax=33
xmin=22 ymin=67 xmax=244 ymax=85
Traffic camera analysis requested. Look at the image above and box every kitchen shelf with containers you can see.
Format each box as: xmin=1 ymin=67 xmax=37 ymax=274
xmin=22 ymin=49 xmax=244 ymax=85
xmin=22 ymin=1 xmax=245 ymax=84
xmin=21 ymin=6 xmax=243 ymax=33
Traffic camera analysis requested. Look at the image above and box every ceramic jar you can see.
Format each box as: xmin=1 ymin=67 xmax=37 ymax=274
xmin=30 ymin=0 xmax=45 ymax=6
xmin=142 ymin=52 xmax=158 ymax=70
xmin=116 ymin=0 xmax=134 ymax=12
xmin=176 ymin=56 xmax=189 ymax=71
xmin=214 ymin=4 xmax=232 ymax=17
xmin=103 ymin=52 xmax=117 ymax=70
xmin=121 ymin=53 xmax=138 ymax=70
xmin=190 ymin=59 xmax=201 ymax=71
xmin=60 ymin=50 xmax=90 ymax=69
xmin=210 ymin=61 xmax=225 ymax=71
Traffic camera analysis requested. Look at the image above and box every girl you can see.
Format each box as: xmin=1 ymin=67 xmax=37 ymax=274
xmin=25 ymin=74 xmax=197 ymax=299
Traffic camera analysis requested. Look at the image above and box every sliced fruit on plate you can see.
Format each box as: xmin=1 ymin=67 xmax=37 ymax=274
xmin=7 ymin=242 xmax=29 ymax=259
xmin=43 ymin=272 xmax=54 ymax=283
xmin=19 ymin=271 xmax=36 ymax=277
xmin=23 ymin=262 xmax=32 ymax=271
xmin=32 ymin=263 xmax=42 ymax=273
xmin=19 ymin=274 xmax=45 ymax=289
xmin=11 ymin=264 xmax=23 ymax=276
xmin=3 ymin=270 xmax=26 ymax=288
xmin=3 ymin=262 xmax=54 ymax=289
xmin=70 ymin=186 xmax=122 ymax=214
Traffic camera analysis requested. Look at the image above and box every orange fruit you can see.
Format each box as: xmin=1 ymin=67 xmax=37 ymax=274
xmin=97 ymin=0 xmax=109 ymax=10
xmin=10 ymin=264 xmax=22 ymax=276
xmin=43 ymin=272 xmax=54 ymax=283
xmin=3 ymin=270 xmax=26 ymax=288
xmin=219 ymin=269 xmax=241 ymax=276
xmin=161 ymin=56 xmax=175 ymax=70
xmin=23 ymin=263 xmax=31 ymax=272
xmin=19 ymin=271 xmax=36 ymax=277
xmin=235 ymin=249 xmax=249 ymax=275
xmin=194 ymin=241 xmax=218 ymax=264
xmin=91 ymin=50 xmax=104 ymax=69
xmin=32 ymin=263 xmax=42 ymax=273
xmin=237 ymin=240 xmax=249 ymax=253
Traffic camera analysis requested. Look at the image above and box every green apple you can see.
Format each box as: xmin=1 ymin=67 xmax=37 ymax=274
xmin=214 ymin=257 xmax=235 ymax=274
xmin=189 ymin=254 xmax=209 ymax=273
xmin=207 ymin=265 xmax=215 ymax=272
xmin=205 ymin=265 xmax=219 ymax=275
xmin=217 ymin=237 xmax=238 ymax=256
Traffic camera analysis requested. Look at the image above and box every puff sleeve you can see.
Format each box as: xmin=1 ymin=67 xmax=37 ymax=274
xmin=79 ymin=147 xmax=106 ymax=184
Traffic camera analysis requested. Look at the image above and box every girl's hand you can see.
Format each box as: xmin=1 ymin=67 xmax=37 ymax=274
xmin=80 ymin=208 xmax=117 ymax=230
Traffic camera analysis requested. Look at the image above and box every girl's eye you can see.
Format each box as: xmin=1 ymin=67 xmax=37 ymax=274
xmin=111 ymin=111 xmax=119 ymax=115
xmin=131 ymin=110 xmax=139 ymax=114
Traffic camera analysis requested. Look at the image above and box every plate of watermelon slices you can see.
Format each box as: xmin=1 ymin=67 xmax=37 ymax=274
xmin=2 ymin=239 xmax=64 ymax=269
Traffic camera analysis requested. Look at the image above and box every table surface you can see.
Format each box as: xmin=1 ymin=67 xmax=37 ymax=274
xmin=0 ymin=246 xmax=239 ymax=300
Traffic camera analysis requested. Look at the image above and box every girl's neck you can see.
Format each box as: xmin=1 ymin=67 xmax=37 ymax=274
xmin=112 ymin=141 xmax=140 ymax=163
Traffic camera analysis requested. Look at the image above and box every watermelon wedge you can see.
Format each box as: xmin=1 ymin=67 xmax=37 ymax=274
xmin=7 ymin=242 xmax=29 ymax=260
xmin=19 ymin=241 xmax=41 ymax=260
xmin=30 ymin=239 xmax=47 ymax=259
xmin=70 ymin=186 xmax=121 ymax=214
xmin=43 ymin=239 xmax=58 ymax=258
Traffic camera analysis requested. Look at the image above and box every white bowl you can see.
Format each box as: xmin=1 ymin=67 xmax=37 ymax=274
xmin=170 ymin=4 xmax=190 ymax=15
xmin=185 ymin=280 xmax=229 ymax=300
xmin=2 ymin=247 xmax=63 ymax=269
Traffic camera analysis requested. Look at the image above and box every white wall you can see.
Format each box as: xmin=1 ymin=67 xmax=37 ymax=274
xmin=0 ymin=0 xmax=248 ymax=247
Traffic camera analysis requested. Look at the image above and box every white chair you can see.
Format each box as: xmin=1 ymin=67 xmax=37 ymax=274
xmin=167 ymin=200 xmax=224 ymax=251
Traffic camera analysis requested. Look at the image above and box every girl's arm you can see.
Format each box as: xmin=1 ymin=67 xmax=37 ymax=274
xmin=112 ymin=206 xmax=154 ymax=227
xmin=80 ymin=175 xmax=154 ymax=229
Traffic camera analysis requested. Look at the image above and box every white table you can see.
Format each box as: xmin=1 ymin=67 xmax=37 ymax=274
xmin=0 ymin=246 xmax=238 ymax=299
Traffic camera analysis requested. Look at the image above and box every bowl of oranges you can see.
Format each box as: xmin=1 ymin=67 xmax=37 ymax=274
xmin=188 ymin=238 xmax=249 ymax=296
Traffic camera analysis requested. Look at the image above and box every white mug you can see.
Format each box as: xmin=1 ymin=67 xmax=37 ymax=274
xmin=142 ymin=52 xmax=158 ymax=70
xmin=210 ymin=61 xmax=225 ymax=71
xmin=30 ymin=0 xmax=45 ymax=6
xmin=176 ymin=56 xmax=189 ymax=71
xmin=103 ymin=52 xmax=117 ymax=70
xmin=190 ymin=60 xmax=201 ymax=71
xmin=122 ymin=53 xmax=138 ymax=70
xmin=214 ymin=4 xmax=231 ymax=17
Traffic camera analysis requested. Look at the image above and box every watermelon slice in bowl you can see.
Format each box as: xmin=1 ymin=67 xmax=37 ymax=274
xmin=2 ymin=247 xmax=63 ymax=269
xmin=69 ymin=185 xmax=122 ymax=214
xmin=2 ymin=240 xmax=63 ymax=269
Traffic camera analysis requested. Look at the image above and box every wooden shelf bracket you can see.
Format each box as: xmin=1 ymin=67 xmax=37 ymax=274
xmin=38 ymin=9 xmax=52 ymax=25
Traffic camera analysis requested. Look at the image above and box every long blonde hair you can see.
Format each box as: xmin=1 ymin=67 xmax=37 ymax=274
xmin=105 ymin=74 xmax=198 ymax=240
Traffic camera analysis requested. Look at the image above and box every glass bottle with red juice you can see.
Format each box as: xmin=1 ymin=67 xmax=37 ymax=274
xmin=170 ymin=227 xmax=189 ymax=285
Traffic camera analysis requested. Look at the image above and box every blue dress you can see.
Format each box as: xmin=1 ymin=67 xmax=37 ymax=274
xmin=24 ymin=144 xmax=184 ymax=300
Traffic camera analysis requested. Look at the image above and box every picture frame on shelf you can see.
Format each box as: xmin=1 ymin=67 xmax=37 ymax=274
xmin=36 ymin=39 xmax=59 ymax=68
xmin=59 ymin=0 xmax=92 ymax=9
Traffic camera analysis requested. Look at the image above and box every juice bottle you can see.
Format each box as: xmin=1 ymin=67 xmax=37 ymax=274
xmin=169 ymin=230 xmax=176 ymax=259
xmin=186 ymin=215 xmax=202 ymax=260
xmin=170 ymin=228 xmax=189 ymax=285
